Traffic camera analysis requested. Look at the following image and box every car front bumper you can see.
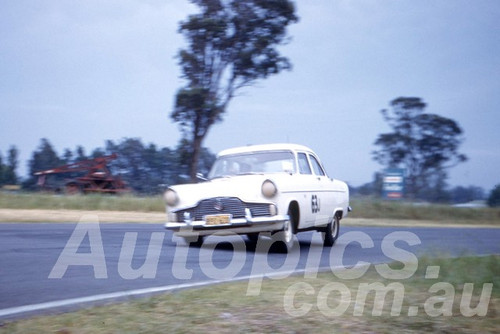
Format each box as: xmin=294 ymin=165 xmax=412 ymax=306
xmin=164 ymin=214 xmax=289 ymax=237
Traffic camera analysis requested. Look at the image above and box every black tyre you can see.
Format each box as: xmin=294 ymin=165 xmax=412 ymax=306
xmin=272 ymin=212 xmax=296 ymax=252
xmin=323 ymin=215 xmax=340 ymax=247
xmin=184 ymin=235 xmax=204 ymax=247
xmin=246 ymin=233 xmax=259 ymax=243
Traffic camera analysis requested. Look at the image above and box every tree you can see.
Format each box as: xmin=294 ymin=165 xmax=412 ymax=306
xmin=373 ymin=97 xmax=467 ymax=200
xmin=450 ymin=185 xmax=485 ymax=204
xmin=172 ymin=138 xmax=216 ymax=183
xmin=23 ymin=139 xmax=62 ymax=190
xmin=352 ymin=172 xmax=383 ymax=197
xmin=105 ymin=138 xmax=151 ymax=193
xmin=75 ymin=146 xmax=87 ymax=162
xmin=62 ymin=148 xmax=73 ymax=164
xmin=0 ymin=147 xmax=19 ymax=186
xmin=4 ymin=146 xmax=19 ymax=184
xmin=102 ymin=138 xmax=215 ymax=193
xmin=172 ymin=0 xmax=298 ymax=181
xmin=487 ymin=184 xmax=500 ymax=207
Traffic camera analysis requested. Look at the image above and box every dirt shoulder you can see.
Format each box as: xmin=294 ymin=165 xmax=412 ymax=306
xmin=0 ymin=208 xmax=498 ymax=228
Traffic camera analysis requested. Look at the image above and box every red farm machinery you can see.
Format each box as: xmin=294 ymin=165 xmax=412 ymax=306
xmin=34 ymin=153 xmax=130 ymax=194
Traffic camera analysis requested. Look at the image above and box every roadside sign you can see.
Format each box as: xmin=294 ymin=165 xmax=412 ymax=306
xmin=382 ymin=168 xmax=405 ymax=199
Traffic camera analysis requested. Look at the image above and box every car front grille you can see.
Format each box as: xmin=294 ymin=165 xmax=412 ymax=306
xmin=175 ymin=197 xmax=271 ymax=221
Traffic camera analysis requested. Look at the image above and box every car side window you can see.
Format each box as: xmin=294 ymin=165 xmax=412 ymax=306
xmin=309 ymin=154 xmax=326 ymax=176
xmin=298 ymin=153 xmax=312 ymax=174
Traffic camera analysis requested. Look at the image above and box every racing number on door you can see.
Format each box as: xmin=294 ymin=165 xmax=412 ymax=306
xmin=311 ymin=194 xmax=320 ymax=213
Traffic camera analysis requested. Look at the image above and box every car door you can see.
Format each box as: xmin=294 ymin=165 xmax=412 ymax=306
xmin=307 ymin=153 xmax=334 ymax=227
xmin=292 ymin=152 xmax=326 ymax=228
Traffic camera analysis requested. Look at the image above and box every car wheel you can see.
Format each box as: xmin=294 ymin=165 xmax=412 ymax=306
xmin=246 ymin=233 xmax=259 ymax=243
xmin=184 ymin=235 xmax=204 ymax=247
xmin=323 ymin=215 xmax=340 ymax=247
xmin=272 ymin=214 xmax=295 ymax=252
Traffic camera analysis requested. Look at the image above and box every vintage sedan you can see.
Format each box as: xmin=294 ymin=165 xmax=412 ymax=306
xmin=164 ymin=144 xmax=350 ymax=250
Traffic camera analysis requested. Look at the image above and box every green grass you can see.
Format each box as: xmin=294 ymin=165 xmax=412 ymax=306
xmin=349 ymin=197 xmax=500 ymax=222
xmin=0 ymin=192 xmax=164 ymax=212
xmin=1 ymin=256 xmax=498 ymax=333
xmin=1 ymin=192 xmax=499 ymax=223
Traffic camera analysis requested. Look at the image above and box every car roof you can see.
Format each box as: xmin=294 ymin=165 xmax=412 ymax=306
xmin=217 ymin=143 xmax=315 ymax=157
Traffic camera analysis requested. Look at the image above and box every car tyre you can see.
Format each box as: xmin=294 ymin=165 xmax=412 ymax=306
xmin=184 ymin=235 xmax=204 ymax=247
xmin=272 ymin=214 xmax=295 ymax=252
xmin=323 ymin=215 xmax=340 ymax=247
xmin=246 ymin=233 xmax=259 ymax=243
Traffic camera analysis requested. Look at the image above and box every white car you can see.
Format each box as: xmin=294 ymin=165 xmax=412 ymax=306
xmin=164 ymin=144 xmax=350 ymax=250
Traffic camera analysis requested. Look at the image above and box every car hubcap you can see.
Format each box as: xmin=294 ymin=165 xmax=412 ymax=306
xmin=331 ymin=218 xmax=338 ymax=238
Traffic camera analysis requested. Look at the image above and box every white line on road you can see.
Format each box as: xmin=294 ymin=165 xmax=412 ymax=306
xmin=0 ymin=267 xmax=343 ymax=319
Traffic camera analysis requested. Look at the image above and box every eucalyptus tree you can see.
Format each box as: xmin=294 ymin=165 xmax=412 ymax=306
xmin=373 ymin=97 xmax=467 ymax=199
xmin=172 ymin=0 xmax=298 ymax=181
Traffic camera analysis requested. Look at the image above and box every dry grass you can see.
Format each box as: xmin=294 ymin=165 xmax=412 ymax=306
xmin=1 ymin=256 xmax=498 ymax=333
xmin=349 ymin=197 xmax=500 ymax=222
xmin=0 ymin=192 xmax=164 ymax=212
xmin=0 ymin=209 xmax=166 ymax=223
xmin=0 ymin=193 xmax=499 ymax=226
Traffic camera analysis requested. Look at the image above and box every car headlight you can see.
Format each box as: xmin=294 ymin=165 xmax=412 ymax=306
xmin=164 ymin=188 xmax=179 ymax=206
xmin=262 ymin=179 xmax=277 ymax=198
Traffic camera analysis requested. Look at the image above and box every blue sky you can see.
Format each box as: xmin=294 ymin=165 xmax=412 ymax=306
xmin=1 ymin=0 xmax=499 ymax=191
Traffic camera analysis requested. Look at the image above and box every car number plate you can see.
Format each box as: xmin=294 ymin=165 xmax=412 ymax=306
xmin=205 ymin=214 xmax=231 ymax=226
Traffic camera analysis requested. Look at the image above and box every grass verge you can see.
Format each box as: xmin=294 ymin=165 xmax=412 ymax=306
xmin=0 ymin=193 xmax=499 ymax=225
xmin=0 ymin=192 xmax=164 ymax=212
xmin=349 ymin=197 xmax=500 ymax=222
xmin=1 ymin=256 xmax=498 ymax=333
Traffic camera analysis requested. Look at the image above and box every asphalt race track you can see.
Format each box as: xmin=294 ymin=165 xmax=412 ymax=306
xmin=0 ymin=222 xmax=499 ymax=319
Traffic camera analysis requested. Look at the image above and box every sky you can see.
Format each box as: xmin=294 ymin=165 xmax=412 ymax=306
xmin=1 ymin=0 xmax=499 ymax=191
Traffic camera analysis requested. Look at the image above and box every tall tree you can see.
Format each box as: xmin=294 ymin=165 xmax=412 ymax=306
xmin=62 ymin=148 xmax=73 ymax=164
xmin=4 ymin=146 xmax=19 ymax=184
xmin=75 ymin=146 xmax=87 ymax=162
xmin=23 ymin=139 xmax=62 ymax=190
xmin=373 ymin=97 xmax=467 ymax=200
xmin=172 ymin=0 xmax=298 ymax=181
xmin=0 ymin=147 xmax=19 ymax=185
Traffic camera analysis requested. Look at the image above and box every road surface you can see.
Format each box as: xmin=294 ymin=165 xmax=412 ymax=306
xmin=0 ymin=222 xmax=498 ymax=319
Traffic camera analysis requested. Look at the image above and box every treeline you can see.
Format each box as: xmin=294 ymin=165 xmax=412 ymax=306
xmin=1 ymin=138 xmax=500 ymax=205
xmin=5 ymin=138 xmax=215 ymax=194
xmin=351 ymin=172 xmax=488 ymax=204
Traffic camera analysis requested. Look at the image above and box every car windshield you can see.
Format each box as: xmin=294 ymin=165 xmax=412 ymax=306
xmin=208 ymin=151 xmax=296 ymax=179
